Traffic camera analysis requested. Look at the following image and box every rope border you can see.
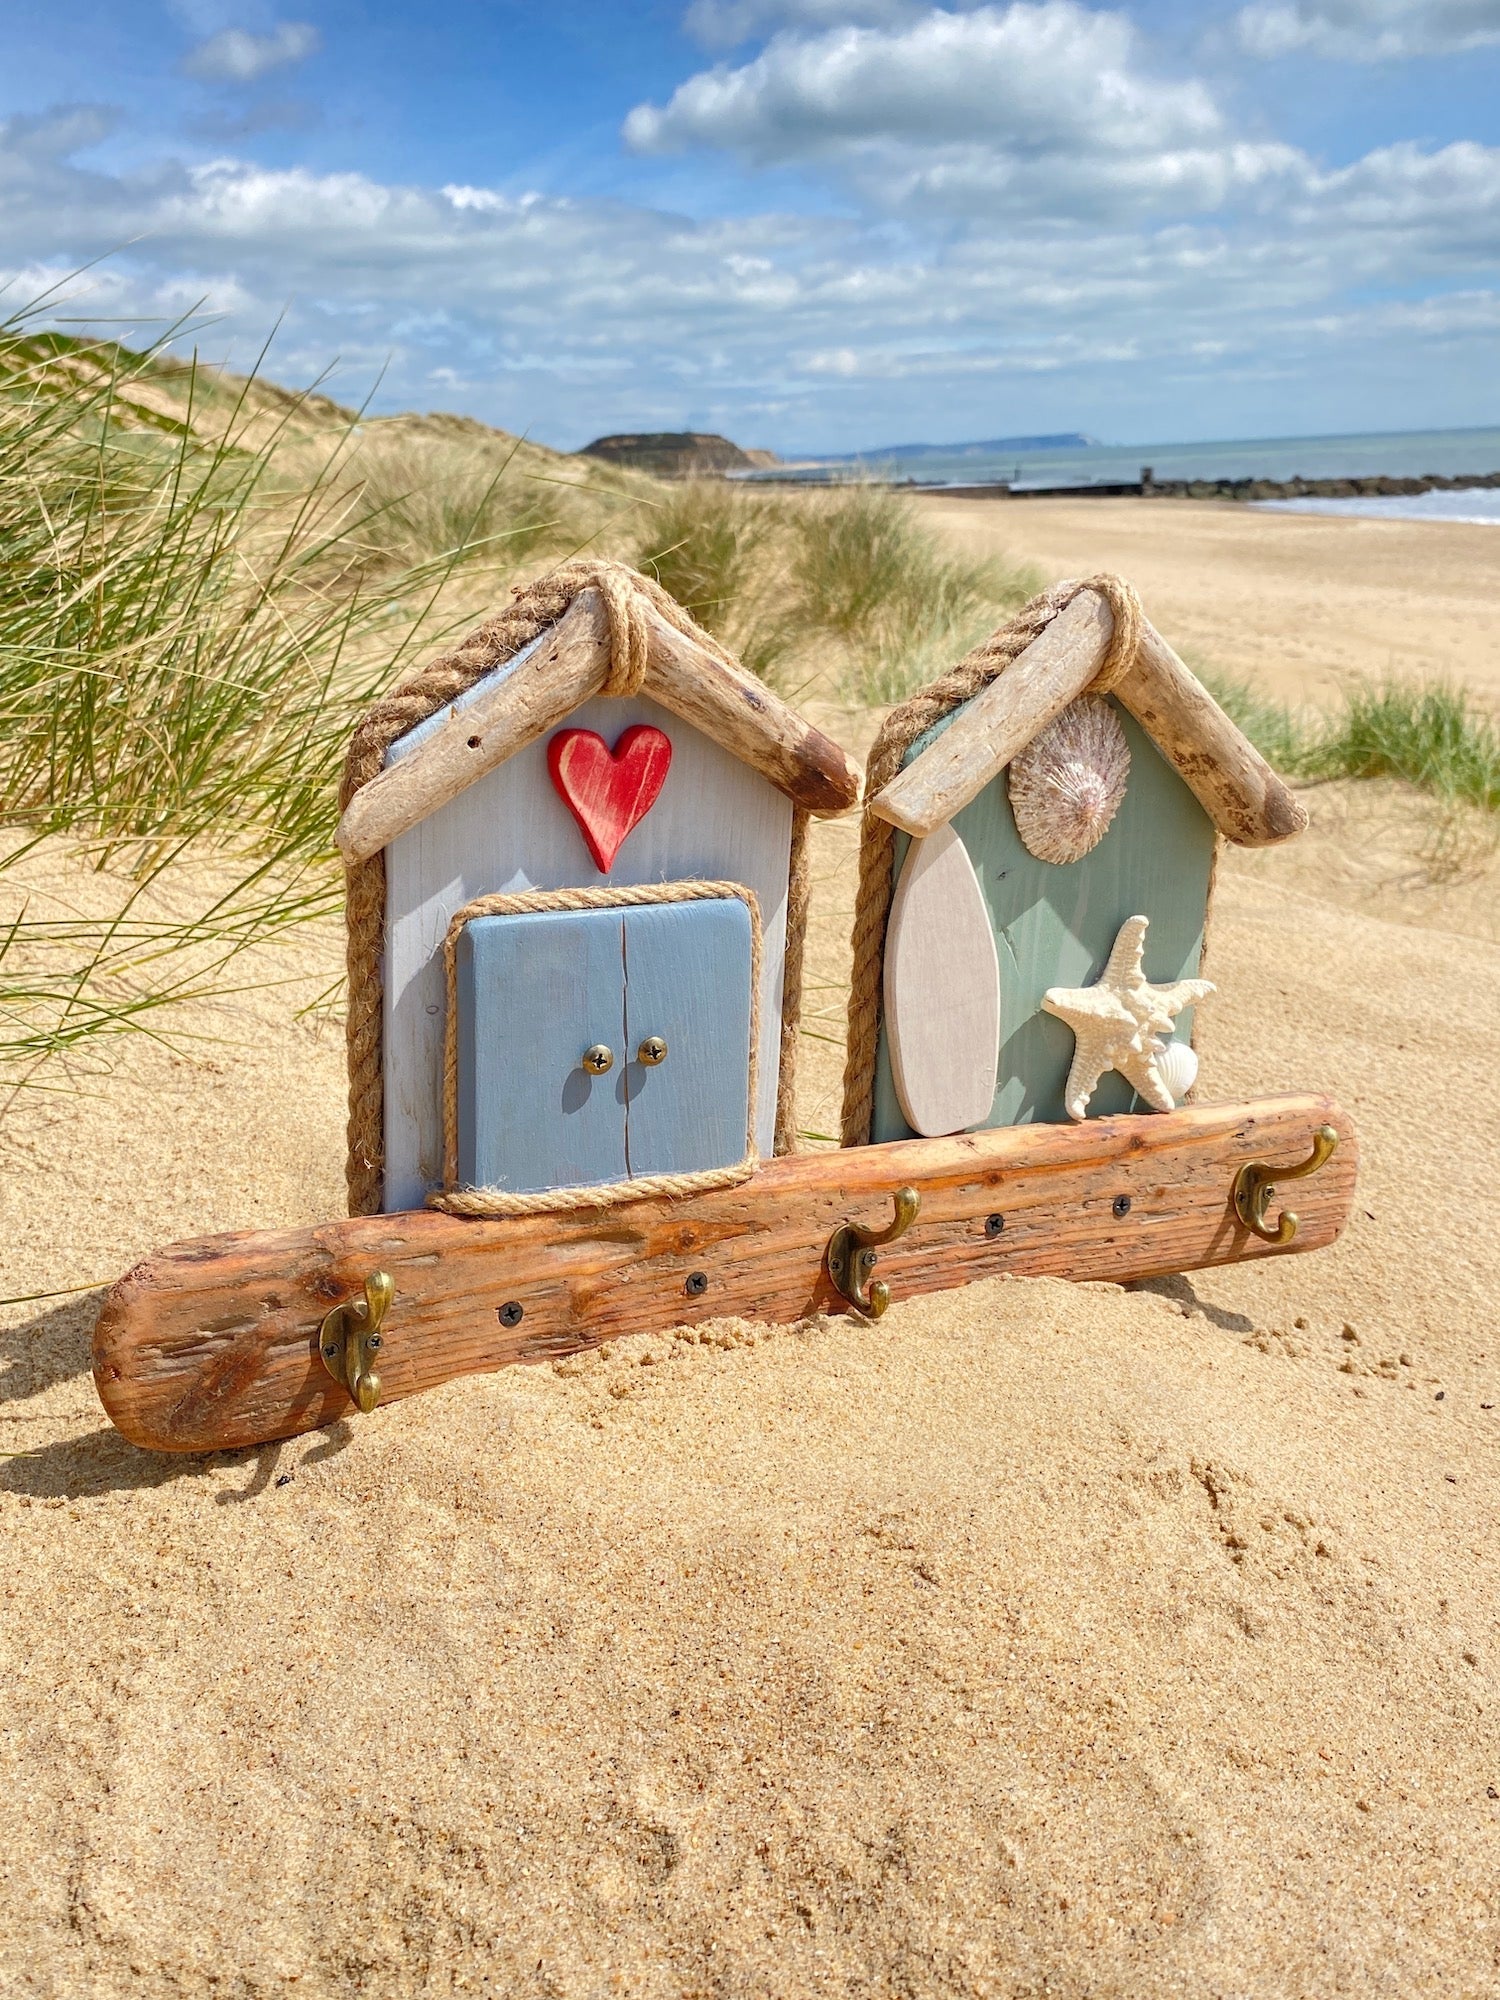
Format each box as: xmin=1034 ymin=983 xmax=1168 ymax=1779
xmin=838 ymin=574 xmax=1143 ymax=1146
xmin=339 ymin=558 xmax=809 ymax=1215
xmin=430 ymin=880 xmax=762 ymax=1215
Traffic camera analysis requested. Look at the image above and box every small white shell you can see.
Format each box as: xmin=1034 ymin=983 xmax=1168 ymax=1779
xmin=1156 ymin=1040 xmax=1199 ymax=1104
xmin=1008 ymin=695 xmax=1130 ymax=865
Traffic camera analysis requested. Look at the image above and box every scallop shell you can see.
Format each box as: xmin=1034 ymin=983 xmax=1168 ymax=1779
xmin=1008 ymin=695 xmax=1130 ymax=865
xmin=1156 ymin=1039 xmax=1199 ymax=1104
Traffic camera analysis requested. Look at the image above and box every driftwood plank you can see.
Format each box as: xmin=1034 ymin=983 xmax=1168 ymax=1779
xmin=866 ymin=599 xmax=1308 ymax=850
xmin=1121 ymin=619 xmax=1308 ymax=848
xmin=640 ymin=602 xmax=861 ymax=817
xmin=335 ymin=590 xmax=862 ymax=864
xmin=94 ymin=1095 xmax=1357 ymax=1455
xmin=336 ymin=595 xmax=607 ymax=866
xmin=870 ymin=590 xmax=1112 ymax=837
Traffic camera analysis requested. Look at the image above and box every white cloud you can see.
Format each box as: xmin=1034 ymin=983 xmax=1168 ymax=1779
xmin=1297 ymin=141 xmax=1500 ymax=259
xmin=0 ymin=105 xmax=121 ymax=161
xmin=182 ymin=22 xmax=321 ymax=84
xmin=874 ymin=137 xmax=1304 ymax=218
xmin=1302 ymin=288 xmax=1500 ymax=335
xmin=160 ymin=162 xmax=418 ymax=240
xmin=629 ymin=4 xmax=1296 ymax=222
xmin=634 ymin=5 xmax=1218 ymax=157
xmin=801 ymin=344 xmax=864 ymax=373
xmin=3 ymin=53 xmax=1498 ymax=451
xmin=0 ymin=256 xmax=258 ymax=329
xmin=1236 ymin=0 xmax=1500 ymax=57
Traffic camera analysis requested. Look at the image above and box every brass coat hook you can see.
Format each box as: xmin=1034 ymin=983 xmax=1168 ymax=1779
xmin=318 ymin=1271 xmax=394 ymax=1413
xmin=826 ymin=1186 xmax=920 ymax=1319
xmin=1232 ymin=1125 xmax=1338 ymax=1245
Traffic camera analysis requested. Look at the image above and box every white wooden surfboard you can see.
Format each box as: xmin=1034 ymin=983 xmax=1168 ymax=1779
xmin=884 ymin=824 xmax=1001 ymax=1137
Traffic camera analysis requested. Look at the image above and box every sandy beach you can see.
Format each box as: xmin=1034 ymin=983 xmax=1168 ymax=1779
xmin=2 ymin=508 xmax=1498 ymax=1997
xmin=921 ymin=495 xmax=1500 ymax=707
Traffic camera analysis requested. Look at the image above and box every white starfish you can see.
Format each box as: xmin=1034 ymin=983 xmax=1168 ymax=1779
xmin=1041 ymin=914 xmax=1214 ymax=1121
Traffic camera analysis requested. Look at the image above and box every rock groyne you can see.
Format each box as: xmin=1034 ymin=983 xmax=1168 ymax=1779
xmin=1137 ymin=467 xmax=1500 ymax=502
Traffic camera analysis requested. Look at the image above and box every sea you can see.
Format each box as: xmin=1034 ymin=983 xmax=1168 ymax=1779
xmin=1253 ymin=489 xmax=1500 ymax=525
xmin=750 ymin=425 xmax=1500 ymax=523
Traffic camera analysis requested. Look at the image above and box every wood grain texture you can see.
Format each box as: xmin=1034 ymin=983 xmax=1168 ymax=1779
xmin=870 ymin=590 xmax=1112 ymax=837
xmin=336 ymin=598 xmax=603 ymax=866
xmin=382 ymin=692 xmax=792 ymax=1211
xmin=865 ymin=597 xmax=1307 ymax=849
xmin=620 ymin=897 xmax=755 ymax=1176
xmin=883 ymin=825 xmax=1000 ymax=1137
xmin=872 ymin=701 xmax=1218 ymax=1141
xmin=456 ymin=907 xmax=629 ymax=1195
xmin=94 ymin=1094 xmax=1357 ymax=1454
xmin=335 ymin=591 xmax=861 ymax=865
xmin=1120 ymin=619 xmax=1309 ymax=848
xmin=640 ymin=602 xmax=861 ymax=817
xmin=546 ymin=724 xmax=673 ymax=873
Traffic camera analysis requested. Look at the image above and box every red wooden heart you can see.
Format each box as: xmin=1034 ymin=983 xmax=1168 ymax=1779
xmin=546 ymin=724 xmax=673 ymax=872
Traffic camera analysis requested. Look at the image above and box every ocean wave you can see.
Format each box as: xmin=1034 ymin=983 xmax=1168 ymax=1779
xmin=1251 ymin=488 xmax=1500 ymax=525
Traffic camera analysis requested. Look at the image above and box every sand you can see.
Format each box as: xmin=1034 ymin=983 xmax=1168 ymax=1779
xmin=3 ymin=512 xmax=1499 ymax=1997
xmin=920 ymin=494 xmax=1500 ymax=707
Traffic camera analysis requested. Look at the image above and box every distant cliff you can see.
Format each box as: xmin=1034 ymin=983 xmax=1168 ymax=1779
xmin=810 ymin=433 xmax=1098 ymax=464
xmin=579 ymin=432 xmax=778 ymax=478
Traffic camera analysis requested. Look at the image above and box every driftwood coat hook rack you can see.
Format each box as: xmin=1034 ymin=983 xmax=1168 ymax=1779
xmin=92 ymin=564 xmax=1356 ymax=1453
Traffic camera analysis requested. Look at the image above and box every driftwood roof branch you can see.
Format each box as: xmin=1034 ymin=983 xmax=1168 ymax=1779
xmin=868 ymin=591 xmax=1113 ymax=837
xmin=1123 ymin=618 xmax=1307 ymax=847
xmin=336 ymin=585 xmax=861 ymax=865
xmin=867 ymin=585 xmax=1307 ymax=848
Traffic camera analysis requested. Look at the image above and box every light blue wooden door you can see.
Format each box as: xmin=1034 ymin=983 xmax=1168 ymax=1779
xmin=621 ymin=898 xmax=754 ymax=1177
xmin=455 ymin=907 xmax=627 ymax=1195
xmin=454 ymin=895 xmax=753 ymax=1195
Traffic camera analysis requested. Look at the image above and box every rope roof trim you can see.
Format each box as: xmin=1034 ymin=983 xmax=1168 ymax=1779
xmin=335 ymin=560 xmax=860 ymax=866
xmin=867 ymin=580 xmax=1306 ymax=850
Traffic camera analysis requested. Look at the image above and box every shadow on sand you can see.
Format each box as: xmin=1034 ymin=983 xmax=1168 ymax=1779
xmin=1130 ymin=1271 xmax=1255 ymax=1333
xmin=1 ymin=1293 xmax=354 ymax=1499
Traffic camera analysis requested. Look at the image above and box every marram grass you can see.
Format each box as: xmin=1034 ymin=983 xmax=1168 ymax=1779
xmin=787 ymin=483 xmax=1037 ymax=705
xmin=1205 ymin=673 xmax=1500 ymax=816
xmin=0 ymin=315 xmax=510 ymax=1083
xmin=0 ymin=317 xmax=1036 ymax=1079
xmin=1319 ymin=681 xmax=1500 ymax=814
xmin=634 ymin=477 xmax=1038 ymax=703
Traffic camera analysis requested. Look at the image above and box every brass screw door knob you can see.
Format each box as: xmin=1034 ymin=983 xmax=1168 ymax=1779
xmin=637 ymin=1036 xmax=668 ymax=1067
xmin=581 ymin=1044 xmax=615 ymax=1075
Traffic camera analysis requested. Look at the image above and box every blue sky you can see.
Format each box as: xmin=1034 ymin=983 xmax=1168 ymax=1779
xmin=3 ymin=0 xmax=1498 ymax=451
